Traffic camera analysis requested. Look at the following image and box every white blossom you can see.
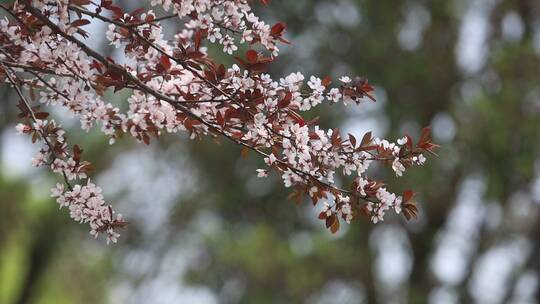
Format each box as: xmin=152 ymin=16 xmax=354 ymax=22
xmin=256 ymin=169 xmax=268 ymax=178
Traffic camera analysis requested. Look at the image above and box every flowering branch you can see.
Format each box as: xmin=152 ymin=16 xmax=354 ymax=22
xmin=0 ymin=0 xmax=437 ymax=241
xmin=2 ymin=62 xmax=126 ymax=244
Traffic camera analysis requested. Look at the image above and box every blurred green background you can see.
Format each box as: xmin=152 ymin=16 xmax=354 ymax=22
xmin=2 ymin=0 xmax=540 ymax=303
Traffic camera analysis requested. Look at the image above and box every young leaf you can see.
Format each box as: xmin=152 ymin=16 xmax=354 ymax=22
xmin=360 ymin=131 xmax=372 ymax=147
xmin=330 ymin=217 xmax=340 ymax=233
xmin=246 ymin=50 xmax=258 ymax=64
xmin=160 ymin=54 xmax=171 ymax=70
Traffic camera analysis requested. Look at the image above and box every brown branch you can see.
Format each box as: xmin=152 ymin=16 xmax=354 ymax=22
xmin=16 ymin=2 xmax=377 ymax=204
xmin=0 ymin=60 xmax=76 ymax=78
xmin=1 ymin=62 xmax=74 ymax=191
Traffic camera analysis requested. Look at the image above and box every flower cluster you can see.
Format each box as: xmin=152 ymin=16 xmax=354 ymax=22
xmin=0 ymin=0 xmax=437 ymax=241
xmin=14 ymin=117 xmax=125 ymax=244
xmin=149 ymin=0 xmax=287 ymax=56
xmin=51 ymin=181 xmax=122 ymax=244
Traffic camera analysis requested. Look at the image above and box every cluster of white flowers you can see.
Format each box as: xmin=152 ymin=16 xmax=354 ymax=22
xmin=15 ymin=118 xmax=123 ymax=243
xmin=151 ymin=0 xmax=283 ymax=56
xmin=51 ymin=181 xmax=122 ymax=244
xmin=1 ymin=0 xmax=435 ymax=237
xmin=366 ymin=188 xmax=402 ymax=224
xmin=105 ymin=24 xmax=122 ymax=48
xmin=1 ymin=14 xmax=125 ymax=143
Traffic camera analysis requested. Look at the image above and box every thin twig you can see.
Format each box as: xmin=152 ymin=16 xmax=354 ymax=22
xmin=1 ymin=62 xmax=74 ymax=191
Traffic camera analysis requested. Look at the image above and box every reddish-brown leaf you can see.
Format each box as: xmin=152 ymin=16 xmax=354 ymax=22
xmin=325 ymin=214 xmax=336 ymax=229
xmin=330 ymin=217 xmax=340 ymax=233
xmin=271 ymin=22 xmax=286 ymax=36
xmin=71 ymin=19 xmax=90 ymax=27
xmin=322 ymin=76 xmax=332 ymax=87
xmin=204 ymin=70 xmax=216 ymax=83
xmin=142 ymin=133 xmax=150 ymax=145
xmin=160 ymin=54 xmax=171 ymax=70
xmin=331 ymin=128 xmax=341 ymax=146
xmin=360 ymin=131 xmax=372 ymax=147
xmin=72 ymin=0 xmax=91 ymax=5
xmin=249 ymin=63 xmax=268 ymax=73
xmin=90 ymin=60 xmax=103 ymax=73
xmin=194 ymin=30 xmax=202 ymax=50
xmin=402 ymin=202 xmax=419 ymax=221
xmin=216 ymin=64 xmax=226 ymax=80
xmin=108 ymin=5 xmax=124 ymax=20
xmin=79 ymin=162 xmax=94 ymax=173
xmin=34 ymin=112 xmax=49 ymax=119
xmin=233 ymin=56 xmax=247 ymax=68
xmin=130 ymin=7 xmax=146 ymax=17
xmin=417 ymin=127 xmax=431 ymax=147
xmin=288 ymin=110 xmax=305 ymax=126
xmin=246 ymin=49 xmax=258 ymax=64
xmin=187 ymin=51 xmax=205 ymax=59
xmin=216 ymin=111 xmax=225 ymax=127
xmin=406 ymin=134 xmax=413 ymax=151
xmin=348 ymin=133 xmax=357 ymax=148
xmin=73 ymin=144 xmax=83 ymax=162
xmin=403 ymin=190 xmax=414 ymax=203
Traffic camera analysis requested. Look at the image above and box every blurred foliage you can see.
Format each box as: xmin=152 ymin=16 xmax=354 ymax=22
xmin=2 ymin=0 xmax=540 ymax=303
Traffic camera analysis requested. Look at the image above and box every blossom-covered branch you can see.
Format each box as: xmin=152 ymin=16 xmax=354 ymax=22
xmin=2 ymin=62 xmax=126 ymax=244
xmin=0 ymin=0 xmax=437 ymax=241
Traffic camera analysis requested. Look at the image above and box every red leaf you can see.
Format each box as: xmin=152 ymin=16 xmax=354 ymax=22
xmin=90 ymin=60 xmax=103 ymax=73
xmin=360 ymin=131 xmax=372 ymax=147
xmin=358 ymin=79 xmax=376 ymax=102
xmin=278 ymin=92 xmax=292 ymax=108
xmin=322 ymin=76 xmax=332 ymax=88
xmin=403 ymin=190 xmax=414 ymax=203
xmin=233 ymin=56 xmax=247 ymax=68
xmin=331 ymin=128 xmax=341 ymax=146
xmin=34 ymin=112 xmax=49 ymax=119
xmin=187 ymin=51 xmax=205 ymax=59
xmin=204 ymin=70 xmax=216 ymax=83
xmin=194 ymin=30 xmax=202 ymax=50
xmin=246 ymin=49 xmax=258 ymax=64
xmin=356 ymin=145 xmax=378 ymax=152
xmin=72 ymin=0 xmax=91 ymax=5
xmin=130 ymin=7 xmax=145 ymax=17
xmin=348 ymin=133 xmax=357 ymax=148
xmin=216 ymin=111 xmax=225 ymax=128
xmin=73 ymin=144 xmax=83 ymax=162
xmin=402 ymin=202 xmax=419 ymax=221
xmin=145 ymin=14 xmax=155 ymax=23
xmin=71 ymin=19 xmax=90 ymax=27
xmin=417 ymin=127 xmax=431 ymax=147
xmin=216 ymin=64 xmax=226 ymax=80
xmin=142 ymin=133 xmax=150 ymax=145
xmin=271 ymin=22 xmax=286 ymax=36
xmin=406 ymin=134 xmax=413 ymax=151
xmin=160 ymin=55 xmax=171 ymax=70
xmin=330 ymin=217 xmax=340 ymax=233
xmin=325 ymin=214 xmax=335 ymax=228
xmin=288 ymin=110 xmax=305 ymax=126
xmin=249 ymin=62 xmax=268 ymax=73
xmin=108 ymin=5 xmax=124 ymax=20
xmin=100 ymin=0 xmax=112 ymax=8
